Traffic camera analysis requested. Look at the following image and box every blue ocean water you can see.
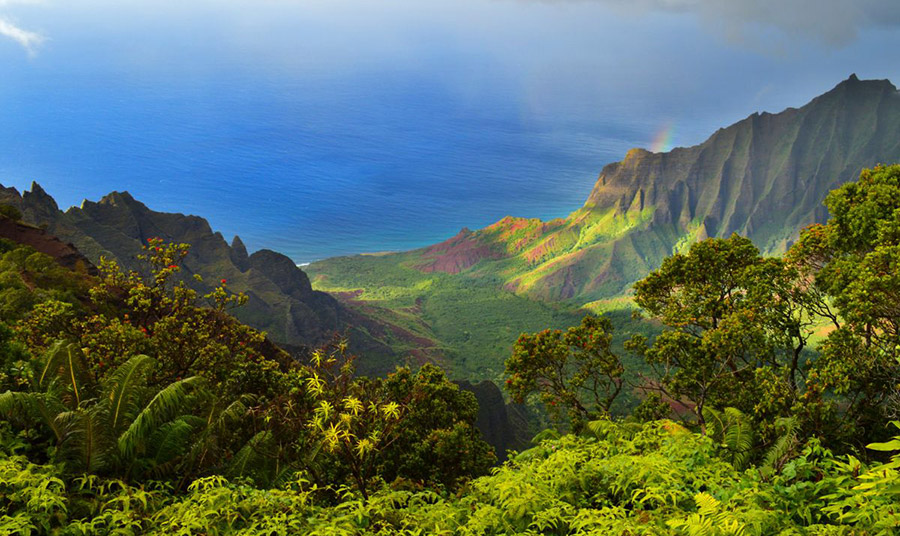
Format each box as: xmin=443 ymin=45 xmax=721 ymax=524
xmin=0 ymin=69 xmax=641 ymax=262
xmin=0 ymin=50 xmax=647 ymax=262
xmin=1 ymin=2 xmax=896 ymax=263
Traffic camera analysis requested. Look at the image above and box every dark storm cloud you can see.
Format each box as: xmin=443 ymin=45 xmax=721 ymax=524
xmin=535 ymin=0 xmax=900 ymax=46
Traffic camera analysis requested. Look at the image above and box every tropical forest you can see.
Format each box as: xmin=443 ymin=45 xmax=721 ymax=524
xmin=2 ymin=159 xmax=900 ymax=533
xmin=2 ymin=1 xmax=900 ymax=534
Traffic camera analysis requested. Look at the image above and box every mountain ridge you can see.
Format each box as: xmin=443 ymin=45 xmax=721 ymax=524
xmin=0 ymin=183 xmax=401 ymax=374
xmin=354 ymin=75 xmax=900 ymax=303
xmin=305 ymin=75 xmax=900 ymax=382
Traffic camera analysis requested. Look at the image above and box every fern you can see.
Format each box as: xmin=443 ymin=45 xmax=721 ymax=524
xmin=149 ymin=418 xmax=198 ymax=466
xmin=118 ymin=375 xmax=206 ymax=459
xmin=703 ymin=407 xmax=755 ymax=469
xmin=703 ymin=407 xmax=727 ymax=441
xmin=723 ymin=408 xmax=755 ymax=469
xmin=228 ymin=430 xmax=275 ymax=483
xmin=38 ymin=342 xmax=91 ymax=406
xmin=762 ymin=416 xmax=800 ymax=474
xmin=104 ymin=354 xmax=155 ymax=432
xmin=0 ymin=391 xmax=67 ymax=443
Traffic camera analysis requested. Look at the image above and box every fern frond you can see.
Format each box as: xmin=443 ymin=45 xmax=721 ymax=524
xmin=763 ymin=416 xmax=799 ymax=473
xmin=55 ymin=407 xmax=113 ymax=473
xmin=0 ymin=391 xmax=67 ymax=442
xmin=702 ymin=407 xmax=726 ymax=442
xmin=149 ymin=418 xmax=198 ymax=466
xmin=212 ymin=395 xmax=254 ymax=431
xmin=228 ymin=430 xmax=274 ymax=480
xmin=39 ymin=342 xmax=91 ymax=406
xmin=104 ymin=354 xmax=155 ymax=432
xmin=38 ymin=340 xmax=68 ymax=387
xmin=270 ymin=463 xmax=302 ymax=489
xmin=118 ymin=375 xmax=207 ymax=459
xmin=585 ymin=418 xmax=615 ymax=439
xmin=694 ymin=492 xmax=721 ymax=515
xmin=723 ymin=407 xmax=754 ymax=469
xmin=531 ymin=428 xmax=561 ymax=445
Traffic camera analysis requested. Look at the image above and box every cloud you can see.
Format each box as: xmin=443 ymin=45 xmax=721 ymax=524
xmin=0 ymin=0 xmax=45 ymax=56
xmin=537 ymin=0 xmax=900 ymax=47
xmin=0 ymin=16 xmax=43 ymax=55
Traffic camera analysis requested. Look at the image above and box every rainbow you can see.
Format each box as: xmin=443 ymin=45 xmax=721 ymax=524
xmin=650 ymin=122 xmax=674 ymax=153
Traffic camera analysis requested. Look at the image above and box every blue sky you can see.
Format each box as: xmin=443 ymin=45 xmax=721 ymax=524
xmin=3 ymin=0 xmax=898 ymax=137
xmin=1 ymin=1 xmax=899 ymax=260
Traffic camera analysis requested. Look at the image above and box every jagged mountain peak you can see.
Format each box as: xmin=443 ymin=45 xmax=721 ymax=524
xmin=370 ymin=76 xmax=900 ymax=303
xmin=22 ymin=181 xmax=59 ymax=212
xmin=0 ymin=183 xmax=396 ymax=372
xmin=97 ymin=190 xmax=141 ymax=207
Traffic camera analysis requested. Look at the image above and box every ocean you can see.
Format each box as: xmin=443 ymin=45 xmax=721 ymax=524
xmin=0 ymin=1 xmax=893 ymax=263
xmin=0 ymin=64 xmax=644 ymax=262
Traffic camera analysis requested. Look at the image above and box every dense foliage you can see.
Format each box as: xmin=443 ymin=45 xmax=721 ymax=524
xmin=4 ymin=165 xmax=900 ymax=533
xmin=0 ymin=237 xmax=493 ymax=499
xmin=506 ymin=166 xmax=900 ymax=456
xmin=505 ymin=314 xmax=623 ymax=429
xmin=2 ymin=419 xmax=900 ymax=534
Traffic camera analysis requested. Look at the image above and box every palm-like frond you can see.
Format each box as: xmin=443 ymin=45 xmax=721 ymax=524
xmin=228 ymin=430 xmax=277 ymax=483
xmin=213 ymin=395 xmax=255 ymax=428
xmin=763 ymin=416 xmax=800 ymax=473
xmin=269 ymin=462 xmax=302 ymax=489
xmin=0 ymin=390 xmax=68 ymax=442
xmin=137 ymin=416 xmax=207 ymax=479
xmin=118 ymin=375 xmax=207 ymax=459
xmin=702 ymin=407 xmax=726 ymax=442
xmin=703 ymin=406 xmax=755 ymax=469
xmin=531 ymin=428 xmax=561 ymax=444
xmin=176 ymin=395 xmax=254 ymax=478
xmin=54 ymin=407 xmax=114 ymax=473
xmin=38 ymin=341 xmax=91 ymax=407
xmin=103 ymin=354 xmax=155 ymax=433
xmin=723 ymin=408 xmax=754 ymax=453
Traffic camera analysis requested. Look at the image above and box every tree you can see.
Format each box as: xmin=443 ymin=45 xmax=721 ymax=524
xmin=789 ymin=164 xmax=900 ymax=447
xmin=251 ymin=341 xmax=494 ymax=496
xmin=505 ymin=314 xmax=624 ymax=429
xmin=15 ymin=238 xmax=293 ymax=399
xmin=629 ymin=234 xmax=823 ymax=436
xmin=379 ymin=363 xmax=495 ymax=489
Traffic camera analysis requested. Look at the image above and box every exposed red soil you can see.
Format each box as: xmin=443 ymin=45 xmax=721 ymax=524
xmin=414 ymin=228 xmax=505 ymax=274
xmin=0 ymin=217 xmax=98 ymax=275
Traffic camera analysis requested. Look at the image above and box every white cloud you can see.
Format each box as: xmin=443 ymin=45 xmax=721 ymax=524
xmin=0 ymin=16 xmax=43 ymax=55
xmin=0 ymin=0 xmax=46 ymax=56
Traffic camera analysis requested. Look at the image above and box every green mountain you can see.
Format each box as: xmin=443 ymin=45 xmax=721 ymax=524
xmin=312 ymin=75 xmax=900 ymax=300
xmin=0 ymin=196 xmax=534 ymax=456
xmin=0 ymin=184 xmax=398 ymax=373
xmin=308 ymin=75 xmax=900 ymax=377
xmin=400 ymin=75 xmax=900 ymax=302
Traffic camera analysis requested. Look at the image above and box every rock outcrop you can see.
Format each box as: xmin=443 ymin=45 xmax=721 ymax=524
xmin=0 ymin=185 xmax=396 ymax=373
xmin=392 ymin=75 xmax=900 ymax=302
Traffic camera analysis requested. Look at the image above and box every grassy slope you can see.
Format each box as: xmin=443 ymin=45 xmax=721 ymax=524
xmin=307 ymin=253 xmax=587 ymax=382
xmin=309 ymin=78 xmax=900 ymax=391
xmin=307 ymin=252 xmax=661 ymax=416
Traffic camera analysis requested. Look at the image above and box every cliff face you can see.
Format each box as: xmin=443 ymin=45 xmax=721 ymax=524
xmin=0 ymin=213 xmax=98 ymax=276
xmin=398 ymin=75 xmax=900 ymax=302
xmin=455 ymin=379 xmax=531 ymax=461
xmin=0 ymin=185 xmax=396 ymax=373
xmin=585 ymin=74 xmax=900 ymax=252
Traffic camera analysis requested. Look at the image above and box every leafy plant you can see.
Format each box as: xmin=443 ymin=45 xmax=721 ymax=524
xmin=505 ymin=314 xmax=624 ymax=429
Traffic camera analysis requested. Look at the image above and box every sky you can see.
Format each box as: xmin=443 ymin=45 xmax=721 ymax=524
xmin=0 ymin=1 xmax=899 ymax=261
